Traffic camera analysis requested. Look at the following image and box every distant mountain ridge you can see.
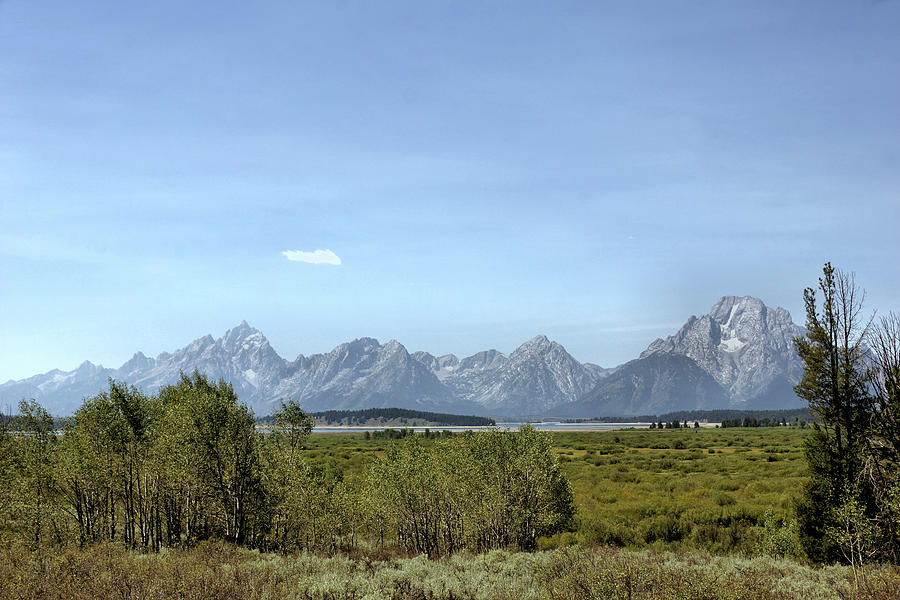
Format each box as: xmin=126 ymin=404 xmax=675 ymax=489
xmin=0 ymin=296 xmax=808 ymax=417
xmin=571 ymin=296 xmax=806 ymax=415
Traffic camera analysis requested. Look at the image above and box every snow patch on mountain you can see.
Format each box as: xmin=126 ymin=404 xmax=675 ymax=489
xmin=641 ymin=295 xmax=805 ymax=404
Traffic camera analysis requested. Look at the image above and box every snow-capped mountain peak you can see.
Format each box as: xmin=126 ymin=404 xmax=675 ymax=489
xmin=0 ymin=297 xmax=808 ymax=417
xmin=640 ymin=295 xmax=804 ymax=404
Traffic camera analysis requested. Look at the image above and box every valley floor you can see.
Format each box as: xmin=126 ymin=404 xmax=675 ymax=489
xmin=6 ymin=426 xmax=897 ymax=599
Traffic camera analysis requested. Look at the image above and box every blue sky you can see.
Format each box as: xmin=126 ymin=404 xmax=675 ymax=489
xmin=2 ymin=1 xmax=899 ymax=382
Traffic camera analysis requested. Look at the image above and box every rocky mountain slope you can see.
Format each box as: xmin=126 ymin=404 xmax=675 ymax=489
xmin=0 ymin=360 xmax=115 ymax=417
xmin=570 ymin=296 xmax=807 ymax=415
xmin=640 ymin=296 xmax=805 ymax=407
xmin=566 ymin=353 xmax=731 ymax=416
xmin=0 ymin=296 xmax=809 ymax=417
xmin=413 ymin=336 xmax=603 ymax=416
xmin=274 ymin=338 xmax=459 ymax=413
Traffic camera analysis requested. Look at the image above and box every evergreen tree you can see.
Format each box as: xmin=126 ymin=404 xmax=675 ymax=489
xmin=794 ymin=263 xmax=874 ymax=563
xmin=865 ymin=312 xmax=900 ymax=562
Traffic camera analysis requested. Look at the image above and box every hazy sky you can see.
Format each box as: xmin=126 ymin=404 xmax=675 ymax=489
xmin=2 ymin=1 xmax=899 ymax=382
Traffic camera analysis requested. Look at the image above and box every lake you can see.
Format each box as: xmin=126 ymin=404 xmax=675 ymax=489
xmin=311 ymin=421 xmax=651 ymax=433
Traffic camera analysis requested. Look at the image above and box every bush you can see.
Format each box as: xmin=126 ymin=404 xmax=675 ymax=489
xmin=714 ymin=492 xmax=737 ymax=506
xmin=641 ymin=515 xmax=684 ymax=543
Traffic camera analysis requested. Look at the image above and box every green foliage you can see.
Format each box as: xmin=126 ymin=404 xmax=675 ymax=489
xmin=371 ymin=425 xmax=574 ymax=556
xmin=553 ymin=427 xmax=807 ymax=556
xmin=792 ymin=263 xmax=900 ymax=564
xmin=828 ymin=489 xmax=877 ymax=587
xmin=14 ymin=399 xmax=58 ymax=547
xmin=867 ymin=312 xmax=900 ymax=561
xmin=271 ymin=399 xmax=314 ymax=460
xmin=2 ymin=370 xmax=888 ymax=572
xmin=298 ymin=407 xmax=495 ymax=427
xmin=160 ymin=372 xmax=263 ymax=545
xmin=756 ymin=509 xmax=800 ymax=559
xmin=0 ymin=411 xmax=16 ymax=543
xmin=60 ymin=380 xmax=153 ymax=547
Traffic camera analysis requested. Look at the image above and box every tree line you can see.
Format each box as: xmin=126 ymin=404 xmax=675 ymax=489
xmin=721 ymin=417 xmax=796 ymax=428
xmin=0 ymin=374 xmax=573 ymax=556
xmin=660 ymin=408 xmax=813 ymax=424
xmin=367 ymin=428 xmax=458 ymax=440
xmin=288 ymin=407 xmax=496 ymax=427
xmin=566 ymin=408 xmax=812 ymax=425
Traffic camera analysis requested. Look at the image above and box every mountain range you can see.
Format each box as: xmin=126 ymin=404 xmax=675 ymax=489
xmin=0 ymin=296 xmax=808 ymax=417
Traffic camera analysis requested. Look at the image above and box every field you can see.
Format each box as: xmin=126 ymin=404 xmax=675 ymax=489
xmin=297 ymin=426 xmax=807 ymax=556
xmin=553 ymin=427 xmax=806 ymax=554
xmin=4 ymin=425 xmax=900 ymax=599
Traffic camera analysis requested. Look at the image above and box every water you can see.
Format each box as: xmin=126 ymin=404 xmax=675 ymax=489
xmin=311 ymin=421 xmax=650 ymax=433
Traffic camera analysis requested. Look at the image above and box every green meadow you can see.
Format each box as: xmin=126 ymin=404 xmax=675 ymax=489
xmin=287 ymin=426 xmax=807 ymax=556
xmin=5 ymin=426 xmax=900 ymax=599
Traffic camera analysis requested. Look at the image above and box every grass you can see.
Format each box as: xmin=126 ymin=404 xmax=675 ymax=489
xmin=552 ymin=427 xmax=807 ymax=554
xmin=302 ymin=426 xmax=808 ymax=555
xmin=2 ymin=540 xmax=898 ymax=600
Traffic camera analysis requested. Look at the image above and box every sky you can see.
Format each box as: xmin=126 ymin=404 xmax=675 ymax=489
xmin=1 ymin=1 xmax=899 ymax=382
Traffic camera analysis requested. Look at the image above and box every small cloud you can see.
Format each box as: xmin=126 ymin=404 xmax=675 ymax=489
xmin=281 ymin=249 xmax=342 ymax=265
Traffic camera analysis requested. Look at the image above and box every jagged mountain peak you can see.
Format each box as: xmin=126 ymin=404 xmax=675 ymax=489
xmin=225 ymin=319 xmax=257 ymax=336
xmin=709 ymin=296 xmax=793 ymax=337
xmin=229 ymin=318 xmax=251 ymax=330
xmin=340 ymin=337 xmax=381 ymax=350
xmin=277 ymin=336 xmax=457 ymax=413
xmin=710 ymin=295 xmax=765 ymax=315
xmin=120 ymin=351 xmax=154 ymax=375
xmin=524 ymin=333 xmax=550 ymax=345
xmin=0 ymin=297 xmax=809 ymax=418
xmin=383 ymin=339 xmax=405 ymax=351
xmin=458 ymin=349 xmax=503 ymax=370
xmin=468 ymin=335 xmax=599 ymax=415
xmin=382 ymin=340 xmax=412 ymax=363
xmin=221 ymin=321 xmax=269 ymax=347
xmin=640 ymin=295 xmax=804 ymax=406
xmin=76 ymin=360 xmax=102 ymax=373
xmin=412 ymin=351 xmax=461 ymax=377
xmin=513 ymin=334 xmax=559 ymax=355
xmin=179 ymin=334 xmax=216 ymax=355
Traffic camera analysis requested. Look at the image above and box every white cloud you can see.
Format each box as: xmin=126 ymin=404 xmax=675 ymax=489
xmin=281 ymin=249 xmax=342 ymax=266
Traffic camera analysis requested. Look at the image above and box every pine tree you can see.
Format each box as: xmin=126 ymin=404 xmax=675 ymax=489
xmin=794 ymin=263 xmax=873 ymax=563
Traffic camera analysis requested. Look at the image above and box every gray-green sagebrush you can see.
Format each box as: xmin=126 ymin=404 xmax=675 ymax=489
xmin=2 ymin=541 xmax=899 ymax=600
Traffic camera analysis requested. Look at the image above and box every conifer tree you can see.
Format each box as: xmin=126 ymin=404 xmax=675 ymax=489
xmin=794 ymin=263 xmax=873 ymax=562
